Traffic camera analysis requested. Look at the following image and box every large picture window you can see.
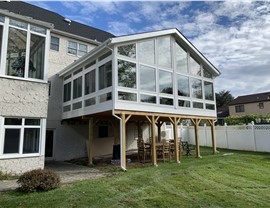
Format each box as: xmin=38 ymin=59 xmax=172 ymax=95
xmin=85 ymin=69 xmax=96 ymax=95
xmin=5 ymin=19 xmax=47 ymax=80
xmin=157 ymin=37 xmax=172 ymax=69
xmin=2 ymin=118 xmax=42 ymax=156
xmin=138 ymin=40 xmax=155 ymax=65
xmin=177 ymin=75 xmax=190 ymax=97
xmin=175 ymin=42 xmax=188 ymax=73
xmin=191 ymin=78 xmax=202 ymax=99
xmin=159 ymin=70 xmax=173 ymax=94
xmin=140 ymin=65 xmax=156 ymax=92
xmin=99 ymin=61 xmax=112 ymax=90
xmin=73 ymin=76 xmax=82 ymax=99
xmin=204 ymin=81 xmax=214 ymax=101
xmin=118 ymin=60 xmax=136 ymax=88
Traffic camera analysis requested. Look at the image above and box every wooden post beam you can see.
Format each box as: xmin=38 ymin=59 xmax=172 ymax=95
xmin=151 ymin=115 xmax=157 ymax=166
xmin=191 ymin=118 xmax=201 ymax=158
xmin=208 ymin=119 xmax=218 ymax=154
xmin=120 ymin=113 xmax=127 ymax=170
xmin=88 ymin=118 xmax=94 ymax=165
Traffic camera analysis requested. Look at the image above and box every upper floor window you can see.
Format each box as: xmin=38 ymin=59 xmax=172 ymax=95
xmin=99 ymin=61 xmax=112 ymax=90
xmin=157 ymin=37 xmax=172 ymax=69
xmin=5 ymin=18 xmax=47 ymax=80
xmin=258 ymin=102 xmax=264 ymax=109
xmin=175 ymin=41 xmax=188 ymax=74
xmin=50 ymin=36 xmax=59 ymax=51
xmin=190 ymin=56 xmax=201 ymax=76
xmin=235 ymin=105 xmax=245 ymax=113
xmin=68 ymin=40 xmax=87 ymax=57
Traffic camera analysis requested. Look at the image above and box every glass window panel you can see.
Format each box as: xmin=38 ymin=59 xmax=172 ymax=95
xmin=177 ymin=75 xmax=190 ymax=97
xmin=50 ymin=36 xmax=59 ymax=51
xmin=138 ymin=39 xmax=155 ymax=65
xmin=6 ymin=28 xmax=27 ymax=77
xmin=99 ymin=61 xmax=112 ymax=90
xmin=73 ymin=77 xmax=82 ymax=99
xmin=63 ymin=105 xmax=71 ymax=112
xmin=68 ymin=41 xmax=77 ymax=55
xmin=4 ymin=129 xmax=20 ymax=154
xmin=178 ymin=100 xmax=190 ymax=108
xmin=99 ymin=92 xmax=112 ymax=103
xmin=193 ymin=102 xmax=204 ymax=109
xmin=160 ymin=97 xmax=174 ymax=106
xmin=73 ymin=101 xmax=82 ymax=110
xmin=206 ymin=104 xmax=215 ymax=110
xmin=175 ymin=42 xmax=188 ymax=73
xmin=118 ymin=60 xmax=136 ymax=88
xmin=140 ymin=65 xmax=156 ymax=92
xmin=30 ymin=25 xmax=46 ymax=34
xmin=10 ymin=19 xmax=27 ymax=29
xmin=85 ymin=60 xmax=96 ymax=69
xmin=85 ymin=97 xmax=96 ymax=107
xmin=159 ymin=70 xmax=173 ymax=94
xmin=63 ymin=82 xmax=71 ymax=102
xmin=5 ymin=118 xmax=22 ymax=125
xmin=85 ymin=69 xmax=96 ymax=95
xmin=191 ymin=78 xmax=202 ymax=99
xmin=73 ymin=68 xmax=82 ymax=75
xmin=157 ymin=37 xmax=172 ymax=69
xmin=29 ymin=34 xmax=45 ymax=79
xmin=0 ymin=16 xmax=4 ymax=22
xmin=64 ymin=74 xmax=71 ymax=81
xmin=0 ymin=25 xmax=3 ymax=67
xmin=190 ymin=56 xmax=201 ymax=76
xmin=203 ymin=67 xmax=213 ymax=79
xmin=23 ymin=128 xmax=40 ymax=153
xmin=78 ymin=44 xmax=87 ymax=57
xmin=204 ymin=81 xmax=214 ymax=101
xmin=98 ymin=51 xmax=112 ymax=61
xmin=118 ymin=92 xmax=137 ymax=101
xmin=118 ymin=44 xmax=136 ymax=58
xmin=141 ymin=94 xmax=156 ymax=104
xmin=25 ymin=119 xmax=40 ymax=126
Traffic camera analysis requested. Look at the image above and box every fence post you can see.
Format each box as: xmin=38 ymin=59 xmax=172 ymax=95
xmin=225 ymin=123 xmax=229 ymax=149
xmin=251 ymin=121 xmax=257 ymax=151
xmin=204 ymin=123 xmax=207 ymax=146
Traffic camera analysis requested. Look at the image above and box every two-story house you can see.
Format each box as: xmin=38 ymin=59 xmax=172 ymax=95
xmin=229 ymin=91 xmax=270 ymax=116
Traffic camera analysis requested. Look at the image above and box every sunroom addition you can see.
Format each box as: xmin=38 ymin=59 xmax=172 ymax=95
xmin=59 ymin=29 xmax=221 ymax=170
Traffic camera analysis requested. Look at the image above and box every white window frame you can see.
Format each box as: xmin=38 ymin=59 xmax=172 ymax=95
xmin=0 ymin=17 xmax=49 ymax=82
xmin=67 ymin=40 xmax=87 ymax=57
xmin=0 ymin=117 xmax=46 ymax=159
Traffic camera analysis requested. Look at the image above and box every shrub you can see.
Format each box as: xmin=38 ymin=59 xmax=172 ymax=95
xmin=17 ymin=169 xmax=60 ymax=192
xmin=0 ymin=171 xmax=13 ymax=180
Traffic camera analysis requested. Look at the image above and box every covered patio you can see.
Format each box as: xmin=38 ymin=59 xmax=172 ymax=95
xmin=83 ymin=109 xmax=217 ymax=171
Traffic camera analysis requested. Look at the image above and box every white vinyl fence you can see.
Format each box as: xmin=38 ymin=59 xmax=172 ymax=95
xmin=165 ymin=124 xmax=270 ymax=153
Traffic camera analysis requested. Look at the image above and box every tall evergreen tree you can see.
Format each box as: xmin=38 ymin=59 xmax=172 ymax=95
xmin=215 ymin=90 xmax=234 ymax=108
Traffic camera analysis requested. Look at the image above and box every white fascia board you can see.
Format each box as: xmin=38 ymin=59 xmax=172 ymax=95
xmin=111 ymin=28 xmax=176 ymax=44
xmin=0 ymin=9 xmax=54 ymax=29
xmin=52 ymin=29 xmax=101 ymax=46
xmin=111 ymin=28 xmax=221 ymax=77
xmin=58 ymin=38 xmax=112 ymax=77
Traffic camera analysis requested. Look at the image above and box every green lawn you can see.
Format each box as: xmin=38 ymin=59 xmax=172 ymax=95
xmin=1 ymin=148 xmax=270 ymax=208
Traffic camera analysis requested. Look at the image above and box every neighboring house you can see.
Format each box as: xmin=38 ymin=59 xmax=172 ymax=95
xmin=0 ymin=1 xmax=220 ymax=174
xmin=228 ymin=91 xmax=270 ymax=116
xmin=216 ymin=106 xmax=229 ymax=125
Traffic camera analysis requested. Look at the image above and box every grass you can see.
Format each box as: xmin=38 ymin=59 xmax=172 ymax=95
xmin=1 ymin=148 xmax=270 ymax=207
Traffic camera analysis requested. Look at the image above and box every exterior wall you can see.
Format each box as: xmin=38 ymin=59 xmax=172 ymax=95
xmin=0 ymin=156 xmax=44 ymax=175
xmin=229 ymin=101 xmax=270 ymax=116
xmin=0 ymin=77 xmax=48 ymax=118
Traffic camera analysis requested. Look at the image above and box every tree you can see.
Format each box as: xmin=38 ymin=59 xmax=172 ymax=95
xmin=215 ymin=90 xmax=234 ymax=108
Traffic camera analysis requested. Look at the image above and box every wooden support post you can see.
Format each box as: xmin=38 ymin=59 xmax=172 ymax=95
xmin=137 ymin=121 xmax=142 ymax=139
xmin=209 ymin=119 xmax=218 ymax=154
xmin=151 ymin=115 xmax=157 ymax=166
xmin=173 ymin=117 xmax=180 ymax=163
xmin=120 ymin=113 xmax=127 ymax=170
xmin=88 ymin=118 xmax=94 ymax=165
xmin=192 ymin=118 xmax=201 ymax=158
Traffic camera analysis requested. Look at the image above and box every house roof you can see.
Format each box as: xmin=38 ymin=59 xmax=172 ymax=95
xmin=229 ymin=91 xmax=270 ymax=105
xmin=0 ymin=1 xmax=114 ymax=43
xmin=59 ymin=28 xmax=221 ymax=77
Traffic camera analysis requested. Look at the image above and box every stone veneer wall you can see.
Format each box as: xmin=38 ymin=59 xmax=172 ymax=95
xmin=0 ymin=77 xmax=48 ymax=118
xmin=0 ymin=156 xmax=44 ymax=175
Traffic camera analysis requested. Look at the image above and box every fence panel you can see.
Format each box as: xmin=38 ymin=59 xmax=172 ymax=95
xmin=216 ymin=126 xmax=228 ymax=148
xmin=254 ymin=125 xmax=270 ymax=152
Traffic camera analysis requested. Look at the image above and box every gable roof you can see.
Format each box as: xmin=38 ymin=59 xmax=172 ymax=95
xmin=59 ymin=29 xmax=221 ymax=77
xmin=229 ymin=91 xmax=270 ymax=105
xmin=111 ymin=28 xmax=221 ymax=77
xmin=0 ymin=1 xmax=114 ymax=43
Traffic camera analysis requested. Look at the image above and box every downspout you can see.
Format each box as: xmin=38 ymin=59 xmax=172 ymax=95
xmin=112 ymin=111 xmax=127 ymax=172
xmin=108 ymin=41 xmax=127 ymax=172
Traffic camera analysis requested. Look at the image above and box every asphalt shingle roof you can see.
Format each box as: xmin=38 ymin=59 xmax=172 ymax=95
xmin=0 ymin=1 xmax=114 ymax=42
xmin=229 ymin=92 xmax=270 ymax=105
